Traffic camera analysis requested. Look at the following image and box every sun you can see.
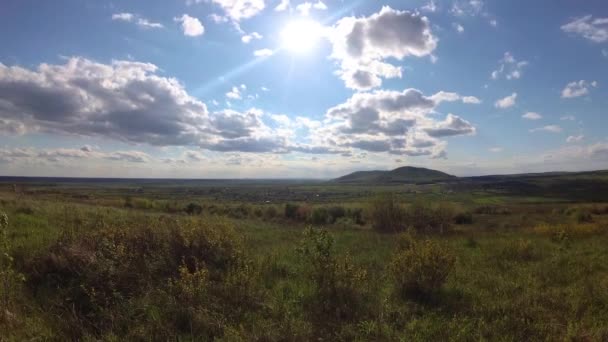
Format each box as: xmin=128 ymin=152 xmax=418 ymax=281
xmin=280 ymin=19 xmax=323 ymax=54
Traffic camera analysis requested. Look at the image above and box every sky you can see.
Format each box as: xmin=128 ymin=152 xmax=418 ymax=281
xmin=0 ymin=0 xmax=607 ymax=178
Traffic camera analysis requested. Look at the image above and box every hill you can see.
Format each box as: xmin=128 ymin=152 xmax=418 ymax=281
xmin=334 ymin=166 xmax=456 ymax=184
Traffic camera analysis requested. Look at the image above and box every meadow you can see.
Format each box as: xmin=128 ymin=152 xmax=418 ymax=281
xmin=1 ymin=176 xmax=608 ymax=341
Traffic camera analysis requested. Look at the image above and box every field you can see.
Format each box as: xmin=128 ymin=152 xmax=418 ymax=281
xmin=1 ymin=174 xmax=608 ymax=341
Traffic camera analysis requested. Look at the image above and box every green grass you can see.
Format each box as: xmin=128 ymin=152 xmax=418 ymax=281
xmin=0 ymin=183 xmax=608 ymax=340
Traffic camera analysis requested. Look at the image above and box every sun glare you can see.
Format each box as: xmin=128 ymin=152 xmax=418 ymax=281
xmin=281 ymin=19 xmax=323 ymax=54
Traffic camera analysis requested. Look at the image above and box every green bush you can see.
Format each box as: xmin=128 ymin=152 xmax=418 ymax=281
xmin=184 ymin=202 xmax=203 ymax=215
xmin=297 ymin=228 xmax=369 ymax=329
xmin=310 ymin=207 xmax=329 ymax=225
xmin=285 ymin=203 xmax=299 ymax=220
xmin=26 ymin=218 xmax=250 ymax=337
xmin=404 ymin=202 xmax=455 ymax=234
xmin=388 ymin=233 xmax=455 ymax=299
xmin=327 ymin=206 xmax=346 ymax=224
xmin=347 ymin=208 xmax=365 ymax=225
xmin=454 ymin=211 xmax=473 ymax=225
xmin=575 ymin=210 xmax=593 ymax=223
xmin=370 ymin=193 xmax=404 ymax=233
xmin=264 ymin=206 xmax=278 ymax=220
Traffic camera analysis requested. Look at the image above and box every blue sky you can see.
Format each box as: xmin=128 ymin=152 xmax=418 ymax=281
xmin=0 ymin=0 xmax=606 ymax=178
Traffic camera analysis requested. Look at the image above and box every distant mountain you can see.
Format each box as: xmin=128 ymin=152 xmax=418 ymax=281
xmin=334 ymin=166 xmax=456 ymax=184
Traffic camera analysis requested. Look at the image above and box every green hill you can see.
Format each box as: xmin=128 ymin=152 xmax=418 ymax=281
xmin=334 ymin=166 xmax=455 ymax=184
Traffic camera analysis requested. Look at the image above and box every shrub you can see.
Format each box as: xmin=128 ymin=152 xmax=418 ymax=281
xmin=405 ymin=202 xmax=454 ymax=234
xmin=297 ymin=228 xmax=369 ymax=328
xmin=184 ymin=202 xmax=203 ymax=215
xmin=310 ymin=207 xmax=329 ymax=225
xmin=327 ymin=206 xmax=346 ymax=224
xmin=388 ymin=233 xmax=455 ymax=299
xmin=454 ymin=211 xmax=473 ymax=225
xmin=498 ymin=239 xmax=538 ymax=262
xmin=370 ymin=193 xmax=404 ymax=233
xmin=264 ymin=206 xmax=278 ymax=220
xmin=285 ymin=203 xmax=299 ymax=220
xmin=474 ymin=206 xmax=511 ymax=215
xmin=296 ymin=204 xmax=312 ymax=221
xmin=26 ymin=218 xmax=247 ymax=336
xmin=0 ymin=212 xmax=25 ymax=316
xmin=347 ymin=208 xmax=365 ymax=225
xmin=575 ymin=210 xmax=593 ymax=223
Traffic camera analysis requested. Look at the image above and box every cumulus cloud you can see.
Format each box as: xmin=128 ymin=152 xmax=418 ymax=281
xmin=494 ymin=93 xmax=517 ymax=109
xmin=560 ymin=115 xmax=576 ymax=121
xmin=522 ymin=112 xmax=542 ymax=120
xmin=241 ymin=31 xmax=262 ymax=43
xmin=304 ymin=88 xmax=477 ymax=157
xmin=174 ymin=14 xmax=205 ymax=36
xmin=112 ymin=12 xmax=164 ymax=29
xmin=0 ymin=57 xmax=296 ymax=154
xmin=424 ymin=114 xmax=476 ymax=137
xmin=210 ymin=0 xmax=265 ymax=22
xmin=0 ymin=147 xmax=151 ymax=164
xmin=561 ymin=15 xmax=608 ymax=43
xmin=491 ymin=52 xmax=528 ymax=80
xmin=530 ymin=125 xmax=563 ymax=133
xmin=328 ymin=6 xmax=437 ymax=90
xmin=253 ymin=48 xmax=274 ymax=57
xmin=561 ymin=80 xmax=598 ymax=98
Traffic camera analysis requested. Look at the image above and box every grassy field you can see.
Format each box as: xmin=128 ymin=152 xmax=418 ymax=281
xmin=1 ymin=177 xmax=608 ymax=340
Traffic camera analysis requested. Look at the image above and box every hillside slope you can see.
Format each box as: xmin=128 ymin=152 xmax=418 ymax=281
xmin=334 ymin=166 xmax=455 ymax=184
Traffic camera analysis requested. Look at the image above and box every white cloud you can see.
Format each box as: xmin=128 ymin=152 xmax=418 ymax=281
xmin=560 ymin=115 xmax=576 ymax=121
xmin=295 ymin=1 xmax=327 ymax=16
xmin=567 ymin=135 xmax=584 ymax=143
xmin=462 ymin=96 xmax=481 ymax=104
xmin=424 ymin=114 xmax=476 ymax=138
xmin=112 ymin=13 xmax=163 ymax=29
xmin=489 ymin=147 xmax=503 ymax=153
xmin=522 ymin=112 xmax=542 ymax=120
xmin=313 ymin=1 xmax=327 ymax=10
xmin=530 ymin=125 xmax=563 ymax=133
xmin=561 ymin=15 xmax=608 ymax=43
xmin=209 ymin=13 xmax=229 ymax=23
xmin=275 ymin=0 xmax=289 ymax=11
xmin=0 ymin=57 xmax=295 ymax=154
xmin=241 ymin=31 xmax=262 ymax=43
xmin=302 ymin=88 xmax=477 ymax=158
xmin=210 ymin=0 xmax=265 ymax=22
xmin=296 ymin=2 xmax=312 ymax=16
xmin=603 ymin=49 xmax=608 ymax=58
xmin=561 ymin=80 xmax=598 ymax=98
xmin=451 ymin=0 xmax=484 ymax=17
xmin=174 ymin=14 xmax=205 ymax=36
xmin=328 ymin=6 xmax=437 ymax=90
xmin=253 ymin=48 xmax=274 ymax=57
xmin=454 ymin=23 xmax=464 ymax=33
xmin=421 ymin=1 xmax=437 ymax=13
xmin=226 ymin=86 xmax=242 ymax=99
xmin=491 ymin=52 xmax=528 ymax=80
xmin=494 ymin=93 xmax=517 ymax=109
xmin=490 ymin=19 xmax=498 ymax=27
xmin=112 ymin=13 xmax=135 ymax=21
